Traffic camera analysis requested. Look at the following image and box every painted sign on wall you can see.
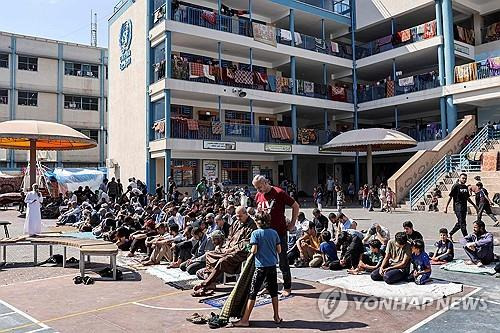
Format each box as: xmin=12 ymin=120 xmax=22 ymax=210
xmin=119 ymin=19 xmax=132 ymax=70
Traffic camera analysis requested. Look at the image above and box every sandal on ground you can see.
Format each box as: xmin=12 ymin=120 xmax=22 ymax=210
xmin=83 ymin=276 xmax=95 ymax=285
xmin=186 ymin=313 xmax=201 ymax=322
xmin=191 ymin=289 xmax=214 ymax=297
xmin=226 ymin=321 xmax=249 ymax=328
xmin=73 ymin=276 xmax=83 ymax=284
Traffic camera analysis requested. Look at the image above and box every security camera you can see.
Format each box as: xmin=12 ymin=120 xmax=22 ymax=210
xmin=232 ymin=88 xmax=247 ymax=98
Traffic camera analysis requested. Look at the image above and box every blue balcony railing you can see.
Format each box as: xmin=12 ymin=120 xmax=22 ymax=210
xmin=297 ymin=0 xmax=351 ymax=17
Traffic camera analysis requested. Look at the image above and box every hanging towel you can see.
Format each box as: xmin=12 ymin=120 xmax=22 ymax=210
xmin=202 ymin=65 xmax=215 ymax=81
xmin=201 ymin=11 xmax=217 ymax=25
xmin=398 ymin=29 xmax=411 ymax=42
xmin=417 ymin=23 xmax=425 ymax=35
xmin=234 ymin=70 xmax=254 ymax=85
xmin=304 ymin=81 xmax=314 ymax=96
xmin=294 ymin=32 xmax=302 ymax=45
xmin=330 ymin=41 xmax=339 ymax=53
xmin=386 ymin=80 xmax=395 ymax=97
xmin=280 ymin=29 xmax=292 ymax=41
xmin=487 ymin=56 xmax=500 ymax=70
xmin=211 ymin=121 xmax=223 ymax=135
xmin=398 ymin=76 xmax=414 ymax=87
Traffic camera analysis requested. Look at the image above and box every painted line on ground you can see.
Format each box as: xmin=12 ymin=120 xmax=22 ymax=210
xmin=402 ymin=286 xmax=482 ymax=333
xmin=132 ymin=302 xmax=214 ymax=311
xmin=0 ymin=290 xmax=186 ymax=333
xmin=0 ymin=300 xmax=50 ymax=331
xmin=0 ymin=312 xmax=15 ymax=317
xmin=470 ymin=297 xmax=500 ymax=306
xmin=0 ymin=274 xmax=75 ymax=288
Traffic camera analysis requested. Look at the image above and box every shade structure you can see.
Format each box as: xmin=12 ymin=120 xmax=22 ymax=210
xmin=0 ymin=120 xmax=97 ymax=187
xmin=321 ymin=128 xmax=417 ymax=185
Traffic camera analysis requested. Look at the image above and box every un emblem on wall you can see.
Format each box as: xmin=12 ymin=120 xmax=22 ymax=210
xmin=119 ymin=19 xmax=132 ymax=70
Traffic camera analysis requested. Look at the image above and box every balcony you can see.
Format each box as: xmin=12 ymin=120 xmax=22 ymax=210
xmin=153 ymin=55 xmax=350 ymax=102
xmin=356 ymin=20 xmax=438 ymax=59
xmin=297 ymin=0 xmax=351 ymax=16
xmin=481 ymin=22 xmax=500 ymax=44
xmin=157 ymin=3 xmax=352 ymax=60
xmin=152 ymin=119 xmax=333 ymax=146
xmin=358 ymin=71 xmax=440 ymax=103
xmin=454 ymin=56 xmax=500 ymax=83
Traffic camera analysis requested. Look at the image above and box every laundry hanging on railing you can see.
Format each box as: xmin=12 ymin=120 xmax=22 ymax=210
xmin=279 ymin=29 xmax=292 ymax=41
xmin=398 ymin=76 xmax=414 ymax=87
xmin=294 ymin=32 xmax=302 ymax=45
xmin=234 ymin=70 xmax=254 ymax=85
xmin=270 ymin=126 xmax=293 ymax=141
xmin=211 ymin=121 xmax=223 ymax=135
xmin=220 ymin=4 xmax=249 ymax=17
xmin=189 ymin=62 xmax=204 ymax=79
xmin=330 ymin=41 xmax=339 ymax=53
xmin=252 ymin=22 xmax=277 ymax=47
xmin=386 ymin=79 xmax=395 ymax=97
xmin=297 ymin=128 xmax=317 ymax=145
xmin=455 ymin=26 xmax=475 ymax=45
xmin=487 ymin=56 xmax=500 ymax=70
xmin=484 ymin=22 xmax=500 ymax=43
xmin=186 ymin=119 xmax=199 ymax=131
xmin=201 ymin=10 xmax=217 ymax=25
xmin=153 ymin=120 xmax=165 ymax=134
xmin=454 ymin=62 xmax=478 ymax=83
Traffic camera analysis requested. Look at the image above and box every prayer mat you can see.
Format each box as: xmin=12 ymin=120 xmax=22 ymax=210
xmin=167 ymin=278 xmax=201 ymax=290
xmin=116 ymin=254 xmax=149 ymax=270
xmin=59 ymin=232 xmax=96 ymax=239
xmin=202 ymin=292 xmax=293 ymax=309
xmin=146 ymin=266 xmax=199 ymax=283
xmin=440 ymin=260 xmax=497 ymax=275
xmin=318 ymin=274 xmax=463 ymax=305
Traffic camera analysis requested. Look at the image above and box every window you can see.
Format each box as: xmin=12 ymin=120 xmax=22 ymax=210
xmin=78 ymin=129 xmax=99 ymax=142
xmin=18 ymin=56 xmax=38 ymax=71
xmin=222 ymin=160 xmax=250 ymax=185
xmin=0 ymin=90 xmax=7 ymax=104
xmin=225 ymin=111 xmax=251 ymax=124
xmin=18 ymin=91 xmax=38 ymax=106
xmin=172 ymin=159 xmax=198 ymax=187
xmin=0 ymin=53 xmax=8 ymax=68
xmin=64 ymin=95 xmax=98 ymax=111
xmin=64 ymin=62 xmax=99 ymax=78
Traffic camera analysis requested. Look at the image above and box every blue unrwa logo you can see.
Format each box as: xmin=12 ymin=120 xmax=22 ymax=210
xmin=119 ymin=20 xmax=132 ymax=71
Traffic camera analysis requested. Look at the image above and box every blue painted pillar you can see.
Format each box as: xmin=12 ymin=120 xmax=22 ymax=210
xmin=292 ymin=155 xmax=298 ymax=187
xmin=99 ymin=48 xmax=106 ymax=167
xmin=249 ymin=48 xmax=253 ymax=71
xmin=321 ymin=19 xmax=325 ymax=40
xmin=248 ymin=0 xmax=252 ymax=23
xmin=9 ymin=36 xmax=16 ymax=168
xmin=250 ymin=99 xmax=254 ymax=141
xmin=394 ymin=107 xmax=399 ymax=128
xmin=350 ymin=0 xmax=360 ymax=190
xmin=442 ymin=0 xmax=457 ymax=131
xmin=435 ymin=0 xmax=447 ymax=135
xmin=324 ymin=109 xmax=328 ymax=131
xmin=56 ymin=43 xmax=64 ymax=167
xmin=291 ymin=105 xmax=297 ymax=145
xmin=164 ymin=149 xmax=171 ymax=184
xmin=289 ymin=9 xmax=295 ymax=45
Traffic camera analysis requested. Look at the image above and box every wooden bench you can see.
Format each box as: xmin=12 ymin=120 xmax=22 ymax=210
xmin=1 ymin=235 xmax=118 ymax=280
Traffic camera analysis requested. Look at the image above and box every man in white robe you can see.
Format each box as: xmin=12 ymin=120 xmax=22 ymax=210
xmin=24 ymin=184 xmax=43 ymax=236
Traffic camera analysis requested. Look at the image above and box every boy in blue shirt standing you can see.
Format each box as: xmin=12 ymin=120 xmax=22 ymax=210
xmin=409 ymin=239 xmax=432 ymax=285
xmin=231 ymin=213 xmax=282 ymax=327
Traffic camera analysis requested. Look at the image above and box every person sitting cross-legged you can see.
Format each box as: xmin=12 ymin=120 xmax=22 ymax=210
xmin=347 ymin=239 xmax=385 ymax=274
xmin=370 ymin=232 xmax=412 ymax=284
xmin=329 ymin=230 xmax=364 ymax=270
xmin=460 ymin=220 xmax=494 ymax=267
xmin=178 ymin=221 xmax=215 ymax=274
xmin=408 ymin=239 xmax=432 ymax=285
xmin=319 ymin=230 xmax=339 ymax=270
xmin=294 ymin=221 xmax=321 ymax=267
xmin=429 ymin=228 xmax=454 ymax=264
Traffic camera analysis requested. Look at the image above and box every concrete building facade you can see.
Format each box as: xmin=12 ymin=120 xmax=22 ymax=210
xmin=108 ymin=0 xmax=500 ymax=194
xmin=0 ymin=31 xmax=108 ymax=169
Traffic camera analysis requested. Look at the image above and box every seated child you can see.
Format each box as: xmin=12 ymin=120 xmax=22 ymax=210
xmin=295 ymin=221 xmax=320 ymax=268
xmin=429 ymin=228 xmax=454 ymax=264
xmin=231 ymin=213 xmax=281 ymax=327
xmin=408 ymin=239 xmax=432 ymax=285
xmin=348 ymin=239 xmax=385 ymax=274
xmin=318 ymin=230 xmax=338 ymax=269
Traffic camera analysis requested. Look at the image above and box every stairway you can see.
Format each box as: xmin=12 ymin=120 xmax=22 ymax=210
xmin=408 ymin=125 xmax=500 ymax=210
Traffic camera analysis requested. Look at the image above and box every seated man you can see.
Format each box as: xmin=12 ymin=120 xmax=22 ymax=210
xmin=371 ymin=232 xmax=412 ymax=284
xmin=143 ymin=224 xmax=185 ymax=265
xmin=329 ymin=230 xmax=364 ymax=270
xmin=403 ymin=221 xmax=423 ymax=241
xmin=460 ymin=220 xmax=494 ymax=266
xmin=179 ymin=222 xmax=216 ymax=274
xmin=348 ymin=239 xmax=385 ymax=274
xmin=56 ymin=201 xmax=81 ymax=225
xmin=295 ymin=221 xmax=321 ymax=267
xmin=192 ymin=206 xmax=256 ymax=296
xmin=312 ymin=208 xmax=328 ymax=234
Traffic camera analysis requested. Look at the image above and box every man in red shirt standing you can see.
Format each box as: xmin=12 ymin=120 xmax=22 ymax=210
xmin=253 ymin=175 xmax=299 ymax=297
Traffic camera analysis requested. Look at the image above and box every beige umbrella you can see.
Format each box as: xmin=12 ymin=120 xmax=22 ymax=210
xmin=0 ymin=120 xmax=97 ymax=187
xmin=321 ymin=128 xmax=417 ymax=185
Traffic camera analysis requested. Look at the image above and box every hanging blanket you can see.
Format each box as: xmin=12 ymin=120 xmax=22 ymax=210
xmin=398 ymin=76 xmax=414 ymax=87
xmin=201 ymin=10 xmax=217 ymax=25
xmin=234 ymin=70 xmax=254 ymax=85
xmin=279 ymin=29 xmax=292 ymax=41
xmin=298 ymin=128 xmax=317 ymax=145
xmin=211 ymin=121 xmax=223 ymax=135
xmin=203 ymin=65 xmax=215 ymax=81
xmin=270 ymin=126 xmax=293 ymax=141
xmin=304 ymin=81 xmax=314 ymax=96
xmin=487 ymin=56 xmax=500 ymax=70
xmin=386 ymin=80 xmax=395 ymax=97
xmin=397 ymin=29 xmax=411 ymax=43
xmin=186 ymin=119 xmax=199 ymax=131
xmin=424 ymin=21 xmax=437 ymax=39
xmin=254 ymin=72 xmax=268 ymax=86
xmin=252 ymin=22 xmax=277 ymax=47
xmin=189 ymin=62 xmax=204 ymax=79
xmin=330 ymin=41 xmax=339 ymax=53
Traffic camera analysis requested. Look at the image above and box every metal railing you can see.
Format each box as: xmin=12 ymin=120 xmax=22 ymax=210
xmin=455 ymin=58 xmax=500 ymax=83
xmin=298 ymin=0 xmax=351 ymax=17
xmin=409 ymin=126 xmax=499 ymax=209
xmin=153 ymin=119 xmax=332 ymax=145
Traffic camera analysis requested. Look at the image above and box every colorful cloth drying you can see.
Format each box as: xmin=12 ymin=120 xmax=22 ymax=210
xmin=454 ymin=62 xmax=478 ymax=83
xmin=482 ymin=152 xmax=498 ymax=172
xmin=398 ymin=76 xmax=414 ymax=87
xmin=234 ymin=70 xmax=254 ymax=85
xmin=252 ymin=22 xmax=277 ymax=47
xmin=297 ymin=128 xmax=317 ymax=145
xmin=487 ymin=56 xmax=500 ymax=70
xmin=386 ymin=80 xmax=395 ymax=97
xmin=211 ymin=121 xmax=223 ymax=135
xmin=330 ymin=41 xmax=339 ymax=53
xmin=186 ymin=119 xmax=199 ymax=131
xmin=201 ymin=11 xmax=217 ymax=25
xmin=189 ymin=62 xmax=204 ymax=78
xmin=270 ymin=126 xmax=293 ymax=141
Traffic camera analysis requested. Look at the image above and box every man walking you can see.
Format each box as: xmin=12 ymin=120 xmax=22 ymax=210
xmin=253 ymin=175 xmax=299 ymax=297
xmin=326 ymin=176 xmax=335 ymax=207
xmin=444 ymin=173 xmax=478 ymax=241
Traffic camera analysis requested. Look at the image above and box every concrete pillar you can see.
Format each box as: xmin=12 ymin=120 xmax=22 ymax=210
xmin=435 ymin=0 xmax=447 ymax=135
xmin=442 ymin=0 xmax=457 ymax=132
xmin=164 ymin=149 xmax=171 ymax=186
xmin=366 ymin=145 xmax=373 ymax=186
xmin=292 ymin=155 xmax=298 ymax=186
xmin=473 ymin=13 xmax=483 ymax=46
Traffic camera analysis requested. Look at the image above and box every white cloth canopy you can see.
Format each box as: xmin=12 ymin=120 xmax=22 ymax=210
xmin=322 ymin=128 xmax=417 ymax=152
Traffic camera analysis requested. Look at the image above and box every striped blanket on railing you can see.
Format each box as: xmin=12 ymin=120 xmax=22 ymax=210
xmin=270 ymin=126 xmax=293 ymax=141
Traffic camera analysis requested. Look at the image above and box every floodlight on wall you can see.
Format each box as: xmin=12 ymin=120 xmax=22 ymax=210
xmin=232 ymin=88 xmax=247 ymax=98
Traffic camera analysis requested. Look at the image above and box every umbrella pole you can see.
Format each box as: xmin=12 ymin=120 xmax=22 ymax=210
xmin=367 ymin=145 xmax=373 ymax=186
xmin=29 ymin=139 xmax=36 ymax=187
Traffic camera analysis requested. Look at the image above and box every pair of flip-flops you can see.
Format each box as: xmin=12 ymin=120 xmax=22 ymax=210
xmin=73 ymin=276 xmax=94 ymax=285
xmin=97 ymin=267 xmax=123 ymax=280
xmin=186 ymin=312 xmax=216 ymax=325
